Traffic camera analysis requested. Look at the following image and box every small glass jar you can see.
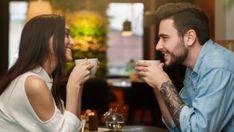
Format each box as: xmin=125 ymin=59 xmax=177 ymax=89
xmin=103 ymin=108 xmax=125 ymax=131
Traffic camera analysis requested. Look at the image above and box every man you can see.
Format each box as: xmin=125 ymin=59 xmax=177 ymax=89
xmin=136 ymin=3 xmax=234 ymax=132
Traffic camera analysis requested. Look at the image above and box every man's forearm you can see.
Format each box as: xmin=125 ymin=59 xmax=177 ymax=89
xmin=154 ymin=90 xmax=173 ymax=128
xmin=160 ymin=81 xmax=185 ymax=128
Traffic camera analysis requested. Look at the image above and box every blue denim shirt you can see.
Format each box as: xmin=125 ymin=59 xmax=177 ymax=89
xmin=164 ymin=40 xmax=234 ymax=132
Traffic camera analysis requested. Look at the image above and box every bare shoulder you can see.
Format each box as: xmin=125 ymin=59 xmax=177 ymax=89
xmin=25 ymin=75 xmax=51 ymax=100
xmin=25 ymin=75 xmax=55 ymax=121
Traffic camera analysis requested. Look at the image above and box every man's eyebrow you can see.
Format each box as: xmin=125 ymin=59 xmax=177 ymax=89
xmin=159 ymin=33 xmax=169 ymax=38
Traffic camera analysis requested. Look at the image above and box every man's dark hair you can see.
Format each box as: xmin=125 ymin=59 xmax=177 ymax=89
xmin=155 ymin=2 xmax=210 ymax=45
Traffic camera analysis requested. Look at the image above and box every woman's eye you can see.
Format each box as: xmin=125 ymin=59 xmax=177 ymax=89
xmin=65 ymin=28 xmax=70 ymax=38
xmin=65 ymin=32 xmax=70 ymax=38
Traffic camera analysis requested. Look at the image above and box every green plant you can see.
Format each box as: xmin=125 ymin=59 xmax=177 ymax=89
xmin=226 ymin=0 xmax=234 ymax=10
xmin=66 ymin=10 xmax=108 ymax=77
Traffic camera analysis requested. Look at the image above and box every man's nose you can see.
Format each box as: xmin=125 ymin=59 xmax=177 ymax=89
xmin=155 ymin=39 xmax=163 ymax=51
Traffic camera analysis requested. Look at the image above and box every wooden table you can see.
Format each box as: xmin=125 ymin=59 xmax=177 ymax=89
xmin=98 ymin=125 xmax=168 ymax=132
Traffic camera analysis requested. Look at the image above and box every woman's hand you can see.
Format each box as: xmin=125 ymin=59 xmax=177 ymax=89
xmin=135 ymin=60 xmax=171 ymax=90
xmin=68 ymin=59 xmax=94 ymax=89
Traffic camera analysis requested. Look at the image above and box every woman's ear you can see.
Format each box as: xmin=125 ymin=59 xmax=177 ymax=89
xmin=184 ymin=29 xmax=196 ymax=47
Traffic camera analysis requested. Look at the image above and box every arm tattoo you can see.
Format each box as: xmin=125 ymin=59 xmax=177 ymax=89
xmin=160 ymin=81 xmax=185 ymax=129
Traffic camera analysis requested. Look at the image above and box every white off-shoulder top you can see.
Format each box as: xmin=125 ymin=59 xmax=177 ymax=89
xmin=0 ymin=67 xmax=82 ymax=132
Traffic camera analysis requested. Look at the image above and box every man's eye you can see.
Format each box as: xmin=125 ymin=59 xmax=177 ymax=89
xmin=162 ymin=37 xmax=168 ymax=41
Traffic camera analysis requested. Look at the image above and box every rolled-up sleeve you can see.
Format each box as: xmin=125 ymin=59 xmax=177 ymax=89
xmin=179 ymin=106 xmax=195 ymax=132
xmin=162 ymin=116 xmax=180 ymax=132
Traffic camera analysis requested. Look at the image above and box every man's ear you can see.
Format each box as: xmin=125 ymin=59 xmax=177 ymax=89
xmin=184 ymin=29 xmax=196 ymax=47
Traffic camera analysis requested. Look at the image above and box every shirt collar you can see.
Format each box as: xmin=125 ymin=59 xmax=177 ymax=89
xmin=192 ymin=39 xmax=213 ymax=74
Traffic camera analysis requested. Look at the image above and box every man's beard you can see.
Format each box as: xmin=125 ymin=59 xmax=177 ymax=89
xmin=165 ymin=41 xmax=188 ymax=68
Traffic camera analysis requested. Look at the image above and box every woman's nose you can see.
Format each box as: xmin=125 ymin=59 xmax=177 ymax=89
xmin=69 ymin=37 xmax=76 ymax=46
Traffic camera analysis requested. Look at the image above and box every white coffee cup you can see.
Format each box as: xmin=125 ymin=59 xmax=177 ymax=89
xmin=138 ymin=60 xmax=160 ymax=65
xmin=75 ymin=58 xmax=98 ymax=77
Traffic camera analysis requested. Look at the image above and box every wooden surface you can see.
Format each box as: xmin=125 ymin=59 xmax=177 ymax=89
xmin=98 ymin=125 xmax=168 ymax=132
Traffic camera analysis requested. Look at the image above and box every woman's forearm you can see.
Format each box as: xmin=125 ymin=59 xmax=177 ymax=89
xmin=76 ymin=85 xmax=83 ymax=116
xmin=65 ymin=81 xmax=82 ymax=115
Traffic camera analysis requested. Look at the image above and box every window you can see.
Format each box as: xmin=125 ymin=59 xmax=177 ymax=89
xmin=9 ymin=1 xmax=28 ymax=68
xmin=106 ymin=3 xmax=144 ymax=76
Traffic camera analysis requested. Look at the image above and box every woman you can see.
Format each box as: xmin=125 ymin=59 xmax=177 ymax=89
xmin=0 ymin=14 xmax=93 ymax=131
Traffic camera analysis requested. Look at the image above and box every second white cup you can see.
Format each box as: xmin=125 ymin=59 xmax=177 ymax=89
xmin=138 ymin=60 xmax=160 ymax=65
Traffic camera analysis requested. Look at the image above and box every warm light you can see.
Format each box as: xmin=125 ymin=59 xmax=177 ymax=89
xmin=122 ymin=19 xmax=132 ymax=36
xmin=26 ymin=0 xmax=52 ymax=22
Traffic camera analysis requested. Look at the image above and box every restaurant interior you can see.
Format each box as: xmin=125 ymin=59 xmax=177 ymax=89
xmin=0 ymin=0 xmax=234 ymax=130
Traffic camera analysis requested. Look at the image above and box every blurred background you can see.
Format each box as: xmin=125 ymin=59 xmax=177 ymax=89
xmin=1 ymin=0 xmax=234 ymax=128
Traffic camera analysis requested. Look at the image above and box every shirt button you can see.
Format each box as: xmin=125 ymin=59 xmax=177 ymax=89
xmin=193 ymin=87 xmax=196 ymax=91
xmin=191 ymin=71 xmax=197 ymax=77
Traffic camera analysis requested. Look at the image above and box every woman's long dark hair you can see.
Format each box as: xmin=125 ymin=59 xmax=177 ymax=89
xmin=0 ymin=14 xmax=66 ymax=111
